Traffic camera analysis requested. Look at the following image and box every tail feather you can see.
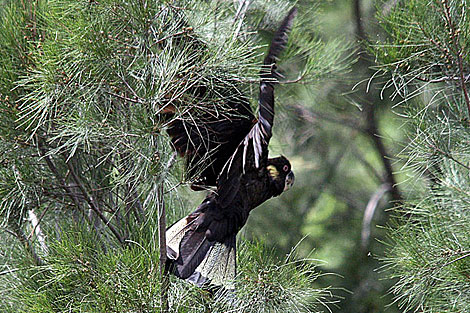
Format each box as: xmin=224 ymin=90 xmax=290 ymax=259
xmin=166 ymin=213 xmax=213 ymax=279
xmin=176 ymin=230 xmax=212 ymax=279
xmin=166 ymin=216 xmax=197 ymax=259
xmin=166 ymin=214 xmax=237 ymax=288
xmin=188 ymin=235 xmax=237 ymax=288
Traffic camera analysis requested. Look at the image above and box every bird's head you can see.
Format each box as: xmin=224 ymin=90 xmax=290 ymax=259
xmin=266 ymin=155 xmax=295 ymax=196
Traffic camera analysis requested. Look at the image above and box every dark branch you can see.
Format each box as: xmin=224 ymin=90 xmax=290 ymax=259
xmin=158 ymin=182 xmax=169 ymax=312
xmin=441 ymin=0 xmax=470 ymax=122
xmin=353 ymin=0 xmax=366 ymax=40
xmin=353 ymin=0 xmax=402 ymax=204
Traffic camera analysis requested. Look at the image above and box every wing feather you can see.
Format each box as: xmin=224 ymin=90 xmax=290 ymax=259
xmin=216 ymin=8 xmax=297 ymax=204
xmin=167 ymin=83 xmax=254 ymax=189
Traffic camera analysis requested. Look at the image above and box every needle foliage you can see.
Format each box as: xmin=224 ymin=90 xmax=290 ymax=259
xmin=0 ymin=0 xmax=347 ymax=312
xmin=372 ymin=0 xmax=470 ymax=311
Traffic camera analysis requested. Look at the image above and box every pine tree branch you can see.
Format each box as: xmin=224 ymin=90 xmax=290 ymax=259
xmin=27 ymin=208 xmax=49 ymax=255
xmin=38 ymin=140 xmax=122 ymax=247
xmin=353 ymin=0 xmax=402 ymax=204
xmin=353 ymin=0 xmax=365 ymax=40
xmin=429 ymin=142 xmax=470 ymax=171
xmin=365 ymin=110 xmax=402 ymax=203
xmin=158 ymin=182 xmax=169 ymax=312
xmin=65 ymin=158 xmax=125 ymax=245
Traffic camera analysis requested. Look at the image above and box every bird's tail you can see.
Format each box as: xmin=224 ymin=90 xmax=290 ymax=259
xmin=166 ymin=213 xmax=237 ymax=288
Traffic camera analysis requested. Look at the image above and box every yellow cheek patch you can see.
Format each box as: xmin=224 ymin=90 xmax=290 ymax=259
xmin=267 ymin=165 xmax=280 ymax=179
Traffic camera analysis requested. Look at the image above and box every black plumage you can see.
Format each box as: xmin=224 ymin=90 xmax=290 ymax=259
xmin=166 ymin=83 xmax=254 ymax=190
xmin=166 ymin=7 xmax=297 ymax=288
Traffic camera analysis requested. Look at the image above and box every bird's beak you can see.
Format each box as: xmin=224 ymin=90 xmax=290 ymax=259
xmin=284 ymin=171 xmax=295 ymax=191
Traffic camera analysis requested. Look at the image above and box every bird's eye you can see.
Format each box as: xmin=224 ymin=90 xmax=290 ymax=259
xmin=283 ymin=165 xmax=289 ymax=172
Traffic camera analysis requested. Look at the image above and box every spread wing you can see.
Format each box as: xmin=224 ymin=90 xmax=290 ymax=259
xmin=167 ymin=83 xmax=255 ymax=189
xmin=216 ymin=7 xmax=297 ymax=207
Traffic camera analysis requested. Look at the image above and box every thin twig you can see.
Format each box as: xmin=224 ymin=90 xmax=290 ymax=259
xmin=2 ymin=228 xmax=18 ymax=238
xmin=232 ymin=0 xmax=250 ymax=42
xmin=153 ymin=28 xmax=192 ymax=47
xmin=365 ymin=117 xmax=402 ymax=203
xmin=440 ymin=251 xmax=470 ymax=268
xmin=429 ymin=143 xmax=470 ymax=171
xmin=12 ymin=226 xmax=44 ymax=266
xmin=381 ymin=0 xmax=398 ymax=16
xmin=294 ymin=103 xmax=366 ymax=133
xmin=415 ymin=73 xmax=470 ymax=83
xmin=39 ymin=146 xmax=89 ymax=223
xmin=279 ymin=74 xmax=306 ymax=84
xmin=350 ymin=147 xmax=384 ymax=183
xmin=105 ymin=91 xmax=143 ymax=104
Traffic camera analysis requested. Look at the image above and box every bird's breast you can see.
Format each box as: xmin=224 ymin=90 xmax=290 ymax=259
xmin=239 ymin=173 xmax=273 ymax=210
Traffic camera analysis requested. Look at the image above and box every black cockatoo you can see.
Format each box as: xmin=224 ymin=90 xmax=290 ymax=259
xmin=166 ymin=7 xmax=297 ymax=288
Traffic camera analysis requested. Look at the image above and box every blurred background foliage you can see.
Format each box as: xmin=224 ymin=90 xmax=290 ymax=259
xmin=247 ymin=0 xmax=406 ymax=312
